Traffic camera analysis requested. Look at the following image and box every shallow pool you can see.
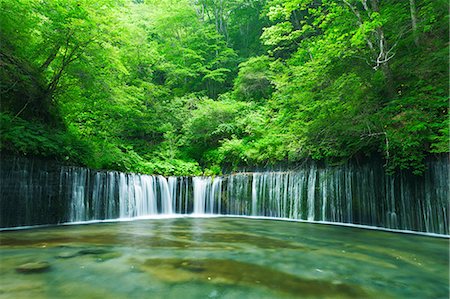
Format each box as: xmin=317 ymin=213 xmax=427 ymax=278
xmin=0 ymin=217 xmax=448 ymax=298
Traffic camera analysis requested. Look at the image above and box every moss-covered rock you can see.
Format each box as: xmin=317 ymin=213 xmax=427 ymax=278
xmin=15 ymin=261 xmax=51 ymax=274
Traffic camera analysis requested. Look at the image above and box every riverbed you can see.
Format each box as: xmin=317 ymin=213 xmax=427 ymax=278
xmin=0 ymin=217 xmax=448 ymax=298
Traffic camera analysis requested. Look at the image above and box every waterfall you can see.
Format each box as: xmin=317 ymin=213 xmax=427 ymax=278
xmin=0 ymin=156 xmax=448 ymax=234
xmin=192 ymin=177 xmax=222 ymax=214
xmin=158 ymin=176 xmax=173 ymax=214
xmin=193 ymin=177 xmax=207 ymax=214
xmin=106 ymin=171 xmax=116 ymax=219
xmin=142 ymin=175 xmax=157 ymax=215
xmin=175 ymin=177 xmax=191 ymax=214
xmin=69 ymin=167 xmax=88 ymax=222
xmin=307 ymin=167 xmax=317 ymax=221
xmin=168 ymin=177 xmax=177 ymax=213
xmin=119 ymin=173 xmax=128 ymax=218
xmin=211 ymin=177 xmax=222 ymax=214
xmin=251 ymin=173 xmax=258 ymax=216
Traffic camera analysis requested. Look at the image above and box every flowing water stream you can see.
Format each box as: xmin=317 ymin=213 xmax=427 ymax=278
xmin=0 ymin=217 xmax=448 ymax=299
xmin=1 ymin=156 xmax=448 ymax=234
xmin=1 ymin=157 xmax=448 ymax=298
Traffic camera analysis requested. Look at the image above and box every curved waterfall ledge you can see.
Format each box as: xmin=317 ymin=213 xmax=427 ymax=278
xmin=0 ymin=156 xmax=448 ymax=234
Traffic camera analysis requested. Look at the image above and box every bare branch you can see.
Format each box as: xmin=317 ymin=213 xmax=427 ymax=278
xmin=1 ymin=80 xmax=19 ymax=94
xmin=12 ymin=101 xmax=31 ymax=120
xmin=361 ymin=0 xmax=369 ymax=11
xmin=39 ymin=44 xmax=62 ymax=71
xmin=360 ymin=0 xmax=372 ymax=18
xmin=409 ymin=0 xmax=419 ymax=46
xmin=342 ymin=0 xmax=376 ymax=53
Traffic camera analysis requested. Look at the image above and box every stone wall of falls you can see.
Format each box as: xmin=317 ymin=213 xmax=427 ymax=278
xmin=0 ymin=156 xmax=448 ymax=234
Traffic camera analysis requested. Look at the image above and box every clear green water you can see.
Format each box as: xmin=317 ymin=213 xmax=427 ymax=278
xmin=0 ymin=217 xmax=448 ymax=299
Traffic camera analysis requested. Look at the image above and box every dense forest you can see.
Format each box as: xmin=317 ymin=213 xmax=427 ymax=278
xmin=0 ymin=0 xmax=448 ymax=175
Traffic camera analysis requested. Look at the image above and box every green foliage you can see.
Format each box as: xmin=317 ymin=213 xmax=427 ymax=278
xmin=380 ymin=92 xmax=449 ymax=174
xmin=182 ymin=97 xmax=247 ymax=164
xmin=233 ymin=56 xmax=273 ymax=101
xmin=193 ymin=0 xmax=268 ymax=57
xmin=1 ymin=0 xmax=448 ymax=176
xmin=0 ymin=113 xmax=91 ymax=164
xmin=250 ymin=0 xmax=448 ymax=172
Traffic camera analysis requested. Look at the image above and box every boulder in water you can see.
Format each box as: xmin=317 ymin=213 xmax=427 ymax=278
xmin=78 ymin=249 xmax=110 ymax=255
xmin=16 ymin=261 xmax=51 ymax=274
xmin=56 ymin=252 xmax=79 ymax=259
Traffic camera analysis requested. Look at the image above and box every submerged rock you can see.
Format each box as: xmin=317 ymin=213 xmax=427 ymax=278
xmin=16 ymin=261 xmax=51 ymax=274
xmin=78 ymin=249 xmax=110 ymax=255
xmin=138 ymin=258 xmax=375 ymax=298
xmin=95 ymin=251 xmax=122 ymax=262
xmin=56 ymin=252 xmax=79 ymax=259
xmin=55 ymin=248 xmax=122 ymax=262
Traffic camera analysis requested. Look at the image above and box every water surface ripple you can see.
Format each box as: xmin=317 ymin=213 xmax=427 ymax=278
xmin=0 ymin=217 xmax=448 ymax=299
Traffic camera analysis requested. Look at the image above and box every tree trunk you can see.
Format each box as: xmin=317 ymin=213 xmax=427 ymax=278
xmin=370 ymin=0 xmax=395 ymax=98
xmin=39 ymin=44 xmax=61 ymax=71
xmin=409 ymin=0 xmax=419 ymax=46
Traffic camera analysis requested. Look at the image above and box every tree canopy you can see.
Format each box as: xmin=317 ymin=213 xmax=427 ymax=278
xmin=1 ymin=0 xmax=448 ymax=175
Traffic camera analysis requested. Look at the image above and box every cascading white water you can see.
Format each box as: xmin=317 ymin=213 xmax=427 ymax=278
xmin=133 ymin=175 xmax=143 ymax=217
xmin=175 ymin=177 xmax=190 ymax=214
xmin=119 ymin=173 xmax=128 ymax=218
xmin=158 ymin=176 xmax=173 ymax=214
xmin=319 ymin=169 xmax=327 ymax=221
xmin=68 ymin=167 xmax=88 ymax=222
xmin=251 ymin=173 xmax=259 ymax=216
xmin=193 ymin=177 xmax=207 ymax=214
xmin=307 ymin=166 xmax=317 ymax=221
xmin=106 ymin=171 xmax=116 ymax=219
xmin=214 ymin=177 xmax=222 ymax=214
xmin=1 ymin=157 xmax=448 ymax=234
xmin=168 ymin=177 xmax=177 ymax=213
xmin=192 ymin=177 xmax=223 ymax=215
xmin=141 ymin=175 xmax=157 ymax=215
